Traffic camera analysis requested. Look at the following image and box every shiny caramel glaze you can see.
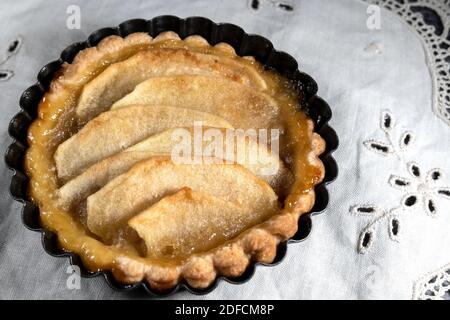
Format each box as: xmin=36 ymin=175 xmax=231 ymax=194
xmin=25 ymin=34 xmax=323 ymax=271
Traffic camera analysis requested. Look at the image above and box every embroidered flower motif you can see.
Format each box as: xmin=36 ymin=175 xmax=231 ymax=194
xmin=389 ymin=163 xmax=450 ymax=217
xmin=0 ymin=36 xmax=23 ymax=82
xmin=351 ymin=110 xmax=450 ymax=254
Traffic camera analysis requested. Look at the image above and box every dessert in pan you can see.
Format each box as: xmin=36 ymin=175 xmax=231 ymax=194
xmin=24 ymin=30 xmax=325 ymax=290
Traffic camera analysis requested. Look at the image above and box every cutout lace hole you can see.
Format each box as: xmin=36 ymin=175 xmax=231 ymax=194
xmin=278 ymin=3 xmax=294 ymax=12
xmin=404 ymin=195 xmax=417 ymax=207
xmin=391 ymin=218 xmax=399 ymax=236
xmin=362 ymin=232 xmax=372 ymax=248
xmin=432 ymin=171 xmax=441 ymax=180
xmin=358 ymin=207 xmax=375 ymax=213
xmin=0 ymin=70 xmax=13 ymax=81
xmin=412 ymin=165 xmax=420 ymax=177
xmin=371 ymin=143 xmax=388 ymax=152
xmin=384 ymin=115 xmax=391 ymax=128
xmin=428 ymin=200 xmax=436 ymax=213
xmin=404 ymin=134 xmax=411 ymax=145
xmin=395 ymin=179 xmax=408 ymax=186
xmin=8 ymin=40 xmax=19 ymax=53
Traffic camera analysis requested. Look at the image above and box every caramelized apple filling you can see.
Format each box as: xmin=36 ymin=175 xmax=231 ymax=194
xmin=129 ymin=188 xmax=278 ymax=259
xmin=25 ymin=32 xmax=323 ymax=275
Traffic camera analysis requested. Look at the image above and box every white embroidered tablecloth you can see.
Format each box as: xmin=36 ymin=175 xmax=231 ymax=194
xmin=1 ymin=0 xmax=449 ymax=300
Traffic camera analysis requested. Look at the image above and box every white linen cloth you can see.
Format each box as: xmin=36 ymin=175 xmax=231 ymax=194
xmin=0 ymin=0 xmax=449 ymax=299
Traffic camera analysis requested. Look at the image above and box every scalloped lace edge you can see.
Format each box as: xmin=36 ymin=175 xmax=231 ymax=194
xmin=363 ymin=0 xmax=450 ymax=127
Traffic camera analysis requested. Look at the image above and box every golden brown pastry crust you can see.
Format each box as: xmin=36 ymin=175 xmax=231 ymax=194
xmin=58 ymin=33 xmax=153 ymax=87
xmin=26 ymin=31 xmax=326 ymax=291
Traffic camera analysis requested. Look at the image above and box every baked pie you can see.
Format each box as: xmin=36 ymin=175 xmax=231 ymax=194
xmin=25 ymin=31 xmax=325 ymax=290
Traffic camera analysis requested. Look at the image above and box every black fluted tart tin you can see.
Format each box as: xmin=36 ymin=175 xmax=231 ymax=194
xmin=5 ymin=16 xmax=338 ymax=297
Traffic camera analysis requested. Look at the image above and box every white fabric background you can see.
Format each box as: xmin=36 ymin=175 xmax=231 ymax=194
xmin=0 ymin=0 xmax=449 ymax=299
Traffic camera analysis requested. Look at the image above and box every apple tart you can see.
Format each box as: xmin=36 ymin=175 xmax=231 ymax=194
xmin=25 ymin=31 xmax=325 ymax=290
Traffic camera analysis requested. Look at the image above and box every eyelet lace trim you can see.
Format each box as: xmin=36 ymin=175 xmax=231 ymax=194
xmin=413 ymin=264 xmax=450 ymax=300
xmin=362 ymin=0 xmax=450 ymax=126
